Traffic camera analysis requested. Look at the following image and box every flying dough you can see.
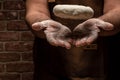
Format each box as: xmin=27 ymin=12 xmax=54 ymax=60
xmin=53 ymin=5 xmax=94 ymax=19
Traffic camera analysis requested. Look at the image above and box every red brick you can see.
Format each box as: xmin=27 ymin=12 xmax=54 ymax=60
xmin=0 ymin=0 xmax=36 ymax=79
xmin=6 ymin=62 xmax=34 ymax=72
xmin=0 ymin=21 xmax=6 ymax=31
xmin=0 ymin=2 xmax=1 ymax=9
xmin=22 ymin=73 xmax=33 ymax=80
xmin=5 ymin=41 xmax=33 ymax=52
xmin=7 ymin=21 xmax=29 ymax=31
xmin=0 ymin=53 xmax=20 ymax=62
xmin=0 ymin=32 xmax=19 ymax=41
xmin=3 ymin=0 xmax=25 ymax=10
xmin=0 ymin=73 xmax=20 ymax=80
xmin=19 ymin=11 xmax=25 ymax=20
xmin=0 ymin=64 xmax=4 ymax=72
xmin=0 ymin=43 xmax=3 ymax=51
xmin=0 ymin=11 xmax=18 ymax=20
xmin=22 ymin=52 xmax=33 ymax=61
xmin=21 ymin=31 xmax=34 ymax=41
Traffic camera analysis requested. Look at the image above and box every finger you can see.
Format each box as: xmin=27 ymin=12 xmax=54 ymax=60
xmin=45 ymin=30 xmax=71 ymax=48
xmin=73 ymin=24 xmax=83 ymax=31
xmin=75 ymin=37 xmax=88 ymax=47
xmin=47 ymin=36 xmax=59 ymax=46
xmin=73 ymin=39 xmax=76 ymax=46
xmin=57 ymin=39 xmax=71 ymax=49
xmin=65 ymin=39 xmax=72 ymax=49
xmin=45 ymin=31 xmax=59 ymax=46
xmin=85 ymin=31 xmax=98 ymax=45
xmin=67 ymin=38 xmax=73 ymax=44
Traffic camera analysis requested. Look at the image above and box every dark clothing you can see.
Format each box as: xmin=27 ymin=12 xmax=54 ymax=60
xmin=33 ymin=38 xmax=71 ymax=80
xmin=30 ymin=1 xmax=120 ymax=80
xmin=104 ymin=32 xmax=120 ymax=80
xmin=33 ymin=32 xmax=120 ymax=80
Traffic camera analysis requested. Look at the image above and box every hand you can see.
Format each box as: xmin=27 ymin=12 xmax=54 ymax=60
xmin=32 ymin=20 xmax=72 ymax=49
xmin=73 ymin=18 xmax=114 ymax=47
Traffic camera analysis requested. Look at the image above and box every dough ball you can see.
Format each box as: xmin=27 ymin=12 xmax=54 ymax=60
xmin=53 ymin=5 xmax=94 ymax=20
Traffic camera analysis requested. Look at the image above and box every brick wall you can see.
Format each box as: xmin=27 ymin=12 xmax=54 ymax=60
xmin=0 ymin=0 xmax=34 ymax=80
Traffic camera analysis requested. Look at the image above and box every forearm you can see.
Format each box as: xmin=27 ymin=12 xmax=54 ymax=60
xmin=26 ymin=12 xmax=51 ymax=26
xmin=26 ymin=12 xmax=51 ymax=38
xmin=25 ymin=0 xmax=51 ymax=38
xmin=98 ymin=8 xmax=120 ymax=36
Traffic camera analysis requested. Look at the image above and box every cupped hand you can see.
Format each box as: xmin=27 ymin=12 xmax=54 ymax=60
xmin=73 ymin=18 xmax=114 ymax=47
xmin=32 ymin=20 xmax=72 ymax=49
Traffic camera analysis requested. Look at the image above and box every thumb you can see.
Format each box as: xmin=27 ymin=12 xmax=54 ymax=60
xmin=102 ymin=22 xmax=114 ymax=30
xmin=97 ymin=21 xmax=114 ymax=31
xmin=32 ymin=22 xmax=47 ymax=31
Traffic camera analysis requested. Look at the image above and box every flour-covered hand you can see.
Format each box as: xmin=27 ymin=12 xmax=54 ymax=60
xmin=73 ymin=18 xmax=114 ymax=47
xmin=32 ymin=20 xmax=72 ymax=49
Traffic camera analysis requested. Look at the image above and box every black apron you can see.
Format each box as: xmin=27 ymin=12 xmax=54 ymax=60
xmin=32 ymin=1 xmax=120 ymax=80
